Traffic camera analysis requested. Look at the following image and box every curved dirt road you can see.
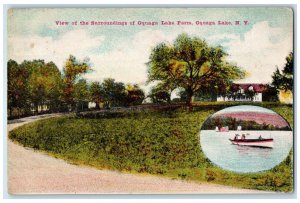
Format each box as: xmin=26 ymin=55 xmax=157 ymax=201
xmin=8 ymin=114 xmax=270 ymax=194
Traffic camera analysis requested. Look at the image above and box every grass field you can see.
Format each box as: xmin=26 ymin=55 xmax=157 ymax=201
xmin=9 ymin=102 xmax=293 ymax=192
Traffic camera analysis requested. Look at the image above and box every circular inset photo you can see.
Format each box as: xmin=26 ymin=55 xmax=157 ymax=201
xmin=200 ymin=105 xmax=293 ymax=173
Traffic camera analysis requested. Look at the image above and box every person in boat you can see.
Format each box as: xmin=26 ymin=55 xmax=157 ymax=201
xmin=234 ymin=134 xmax=239 ymax=140
xmin=258 ymin=135 xmax=262 ymax=140
xmin=241 ymin=134 xmax=246 ymax=140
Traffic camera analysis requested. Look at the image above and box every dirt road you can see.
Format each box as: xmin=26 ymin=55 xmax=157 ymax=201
xmin=7 ymin=114 xmax=270 ymax=194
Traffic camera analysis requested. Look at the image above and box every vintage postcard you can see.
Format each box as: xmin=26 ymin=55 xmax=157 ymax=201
xmin=6 ymin=7 xmax=294 ymax=195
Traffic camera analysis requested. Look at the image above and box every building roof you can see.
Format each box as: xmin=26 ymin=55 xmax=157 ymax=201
xmin=231 ymin=83 xmax=266 ymax=93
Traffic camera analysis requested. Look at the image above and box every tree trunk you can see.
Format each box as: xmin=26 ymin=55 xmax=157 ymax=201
xmin=9 ymin=106 xmax=12 ymax=118
xmin=35 ymin=104 xmax=39 ymax=115
xmin=95 ymin=102 xmax=100 ymax=109
xmin=187 ymin=96 xmax=193 ymax=111
xmin=167 ymin=96 xmax=171 ymax=104
xmin=186 ymin=88 xmax=193 ymax=112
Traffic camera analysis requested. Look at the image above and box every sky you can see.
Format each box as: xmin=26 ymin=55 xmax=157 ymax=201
xmin=7 ymin=7 xmax=293 ymax=94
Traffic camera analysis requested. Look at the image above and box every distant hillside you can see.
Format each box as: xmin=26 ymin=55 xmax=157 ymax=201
xmin=215 ymin=112 xmax=289 ymax=128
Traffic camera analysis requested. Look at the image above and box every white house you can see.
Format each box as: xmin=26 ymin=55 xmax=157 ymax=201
xmin=217 ymin=83 xmax=266 ymax=102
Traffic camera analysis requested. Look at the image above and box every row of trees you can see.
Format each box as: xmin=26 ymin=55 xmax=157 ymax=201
xmin=202 ymin=116 xmax=291 ymax=131
xmin=8 ymin=59 xmax=63 ymax=117
xmin=8 ymin=33 xmax=293 ymax=117
xmin=8 ymin=33 xmax=247 ymax=117
xmin=8 ymin=55 xmax=145 ymax=118
xmin=89 ymin=79 xmax=145 ymax=109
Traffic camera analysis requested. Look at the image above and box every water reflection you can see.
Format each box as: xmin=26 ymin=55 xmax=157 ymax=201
xmin=234 ymin=145 xmax=272 ymax=158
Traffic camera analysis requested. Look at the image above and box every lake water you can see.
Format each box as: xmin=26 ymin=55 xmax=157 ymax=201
xmin=200 ymin=130 xmax=293 ymax=173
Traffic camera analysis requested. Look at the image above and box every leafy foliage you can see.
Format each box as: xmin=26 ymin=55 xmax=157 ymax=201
xmin=147 ymin=33 xmax=245 ymax=110
xmin=148 ymin=83 xmax=171 ymax=103
xmin=74 ymin=79 xmax=89 ymax=111
xmin=101 ymin=78 xmax=127 ymax=108
xmin=63 ymin=55 xmax=92 ymax=110
xmin=7 ymin=56 xmax=146 ymax=118
xmin=8 ymin=59 xmax=63 ymax=117
xmin=125 ymin=84 xmax=145 ymax=106
xmin=8 ymin=59 xmax=31 ymax=117
xmin=100 ymin=78 xmax=145 ymax=108
xmin=271 ymin=52 xmax=293 ymax=92
xmin=262 ymin=84 xmax=279 ymax=102
xmin=244 ymin=88 xmax=257 ymax=101
xmin=89 ymin=82 xmax=103 ymax=109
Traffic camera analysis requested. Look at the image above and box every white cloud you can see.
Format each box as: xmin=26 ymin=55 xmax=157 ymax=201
xmin=84 ymin=29 xmax=177 ymax=86
xmin=206 ymin=33 xmax=240 ymax=45
xmin=8 ymin=29 xmax=105 ymax=69
xmin=223 ymin=21 xmax=293 ymax=83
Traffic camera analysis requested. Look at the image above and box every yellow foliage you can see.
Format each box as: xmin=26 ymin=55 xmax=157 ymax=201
xmin=279 ymin=90 xmax=293 ymax=104
xmin=168 ymin=60 xmax=186 ymax=77
xmin=126 ymin=84 xmax=134 ymax=91
xmin=199 ymin=63 xmax=210 ymax=75
xmin=244 ymin=71 xmax=252 ymax=78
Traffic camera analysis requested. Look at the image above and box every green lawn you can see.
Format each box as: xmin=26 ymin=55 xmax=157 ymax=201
xmin=9 ymin=103 xmax=293 ymax=192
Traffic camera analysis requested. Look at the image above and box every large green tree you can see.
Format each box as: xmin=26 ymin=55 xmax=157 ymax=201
xmin=7 ymin=60 xmax=30 ymax=117
xmin=272 ymin=52 xmax=293 ymax=92
xmin=89 ymin=82 xmax=103 ymax=109
xmin=8 ymin=59 xmax=63 ymax=117
xmin=282 ymin=52 xmax=293 ymax=92
xmin=147 ymin=33 xmax=245 ymax=110
xmin=27 ymin=60 xmax=63 ymax=114
xmin=101 ymin=78 xmax=127 ymax=108
xmin=148 ymin=81 xmax=177 ymax=103
xmin=74 ymin=79 xmax=89 ymax=111
xmin=149 ymin=84 xmax=171 ymax=104
xmin=125 ymin=84 xmax=145 ymax=106
xmin=63 ymin=55 xmax=92 ymax=110
xmin=26 ymin=60 xmax=46 ymax=114
xmin=43 ymin=62 xmax=64 ymax=112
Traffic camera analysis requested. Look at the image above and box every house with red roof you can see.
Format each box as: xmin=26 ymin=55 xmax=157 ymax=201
xmin=217 ymin=83 xmax=266 ymax=102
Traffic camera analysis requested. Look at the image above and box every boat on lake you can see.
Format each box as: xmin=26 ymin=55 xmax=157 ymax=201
xmin=229 ymin=134 xmax=273 ymax=148
xmin=216 ymin=126 xmax=229 ymax=132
